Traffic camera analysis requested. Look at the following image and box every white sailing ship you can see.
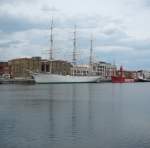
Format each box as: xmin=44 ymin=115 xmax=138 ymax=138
xmin=32 ymin=21 xmax=100 ymax=84
xmin=33 ymin=73 xmax=100 ymax=83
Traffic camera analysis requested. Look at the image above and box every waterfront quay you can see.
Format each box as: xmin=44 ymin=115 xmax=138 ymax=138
xmin=0 ymin=56 xmax=150 ymax=83
xmin=0 ymin=78 xmax=35 ymax=84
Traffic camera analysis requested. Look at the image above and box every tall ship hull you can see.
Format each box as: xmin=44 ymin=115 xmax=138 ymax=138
xmin=33 ymin=73 xmax=100 ymax=84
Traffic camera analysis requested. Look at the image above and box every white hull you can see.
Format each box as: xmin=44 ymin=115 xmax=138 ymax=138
xmin=33 ymin=73 xmax=100 ymax=83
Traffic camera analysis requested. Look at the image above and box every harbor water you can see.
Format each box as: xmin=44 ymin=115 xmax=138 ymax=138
xmin=0 ymin=83 xmax=150 ymax=148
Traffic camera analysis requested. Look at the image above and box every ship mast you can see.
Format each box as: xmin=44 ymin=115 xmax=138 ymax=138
xmin=89 ymin=35 xmax=93 ymax=65
xmin=72 ymin=25 xmax=77 ymax=66
xmin=89 ymin=35 xmax=93 ymax=75
xmin=50 ymin=17 xmax=54 ymax=61
xmin=49 ymin=17 xmax=54 ymax=73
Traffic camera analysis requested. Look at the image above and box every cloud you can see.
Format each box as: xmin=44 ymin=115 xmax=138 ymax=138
xmin=143 ymin=0 xmax=150 ymax=7
xmin=0 ymin=0 xmax=150 ymax=70
xmin=0 ymin=40 xmax=21 ymax=48
xmin=41 ymin=5 xmax=59 ymax=12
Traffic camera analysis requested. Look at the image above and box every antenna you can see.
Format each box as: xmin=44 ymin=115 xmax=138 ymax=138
xmin=50 ymin=17 xmax=54 ymax=61
xmin=72 ymin=25 xmax=77 ymax=65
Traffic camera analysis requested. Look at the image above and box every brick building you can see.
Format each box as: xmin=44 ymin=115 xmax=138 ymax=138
xmin=9 ymin=57 xmax=72 ymax=78
xmin=41 ymin=60 xmax=72 ymax=75
xmin=9 ymin=57 xmax=41 ymax=78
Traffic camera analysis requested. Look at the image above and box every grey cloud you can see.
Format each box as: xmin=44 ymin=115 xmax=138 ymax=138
xmin=0 ymin=0 xmax=12 ymax=4
xmin=143 ymin=0 xmax=150 ymax=7
xmin=0 ymin=13 xmax=46 ymax=33
xmin=0 ymin=0 xmax=37 ymax=4
xmin=0 ymin=0 xmax=124 ymax=33
xmin=0 ymin=40 xmax=21 ymax=48
xmin=115 ymin=38 xmax=150 ymax=51
xmin=102 ymin=28 xmax=128 ymax=40
xmin=41 ymin=5 xmax=59 ymax=12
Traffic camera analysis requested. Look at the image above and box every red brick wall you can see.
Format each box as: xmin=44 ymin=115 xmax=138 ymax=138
xmin=0 ymin=62 xmax=10 ymax=75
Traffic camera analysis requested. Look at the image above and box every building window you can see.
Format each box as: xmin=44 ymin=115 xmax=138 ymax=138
xmin=41 ymin=64 xmax=45 ymax=72
xmin=46 ymin=64 xmax=49 ymax=72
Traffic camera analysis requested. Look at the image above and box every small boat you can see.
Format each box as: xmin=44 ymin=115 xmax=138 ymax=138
xmin=111 ymin=66 xmax=135 ymax=83
xmin=137 ymin=76 xmax=150 ymax=82
xmin=0 ymin=78 xmax=3 ymax=84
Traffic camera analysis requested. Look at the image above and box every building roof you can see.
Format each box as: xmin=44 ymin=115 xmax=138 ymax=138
xmin=0 ymin=62 xmax=8 ymax=64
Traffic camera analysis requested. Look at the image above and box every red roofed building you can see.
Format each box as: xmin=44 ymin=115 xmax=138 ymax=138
xmin=0 ymin=62 xmax=10 ymax=77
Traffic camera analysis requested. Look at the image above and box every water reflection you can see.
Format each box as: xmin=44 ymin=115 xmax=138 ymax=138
xmin=48 ymin=85 xmax=56 ymax=142
xmin=87 ymin=84 xmax=94 ymax=135
xmin=1 ymin=84 xmax=150 ymax=148
xmin=44 ymin=84 xmax=96 ymax=145
xmin=71 ymin=85 xmax=78 ymax=141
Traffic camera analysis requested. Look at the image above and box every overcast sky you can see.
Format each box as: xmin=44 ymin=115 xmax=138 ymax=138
xmin=0 ymin=0 xmax=150 ymax=70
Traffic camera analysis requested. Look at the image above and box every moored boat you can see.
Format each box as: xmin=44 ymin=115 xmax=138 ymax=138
xmin=137 ymin=76 xmax=150 ymax=82
xmin=111 ymin=76 xmax=135 ymax=83
xmin=33 ymin=20 xmax=101 ymax=84
xmin=33 ymin=73 xmax=100 ymax=84
xmin=111 ymin=66 xmax=135 ymax=83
